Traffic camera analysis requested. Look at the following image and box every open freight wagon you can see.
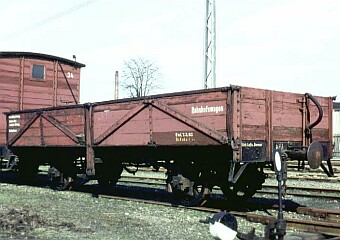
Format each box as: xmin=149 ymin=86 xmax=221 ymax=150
xmin=5 ymin=85 xmax=334 ymax=206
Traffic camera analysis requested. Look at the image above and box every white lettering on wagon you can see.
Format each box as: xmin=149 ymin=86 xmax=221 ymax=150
xmin=242 ymin=142 xmax=263 ymax=148
xmin=8 ymin=115 xmax=20 ymax=133
xmin=8 ymin=115 xmax=20 ymax=119
xmin=66 ymin=72 xmax=74 ymax=79
xmin=175 ymin=132 xmax=195 ymax=142
xmin=191 ymin=105 xmax=224 ymax=114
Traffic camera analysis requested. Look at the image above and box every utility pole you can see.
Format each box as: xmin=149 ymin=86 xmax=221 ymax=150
xmin=203 ymin=0 xmax=216 ymax=89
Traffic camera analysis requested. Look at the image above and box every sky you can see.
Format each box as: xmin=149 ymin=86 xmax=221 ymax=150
xmin=1 ymin=0 xmax=340 ymax=103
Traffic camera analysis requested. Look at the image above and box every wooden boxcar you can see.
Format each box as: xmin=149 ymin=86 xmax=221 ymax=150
xmin=5 ymin=86 xmax=334 ymax=205
xmin=333 ymin=102 xmax=340 ymax=159
xmin=0 ymin=52 xmax=85 ymax=155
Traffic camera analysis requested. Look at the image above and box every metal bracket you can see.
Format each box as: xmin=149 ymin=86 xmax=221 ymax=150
xmin=320 ymin=159 xmax=335 ymax=177
xmin=228 ymin=162 xmax=249 ymax=184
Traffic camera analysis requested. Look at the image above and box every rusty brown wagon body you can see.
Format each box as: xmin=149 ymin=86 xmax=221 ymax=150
xmin=0 ymin=52 xmax=85 ymax=157
xmin=5 ymin=85 xmax=334 ymax=205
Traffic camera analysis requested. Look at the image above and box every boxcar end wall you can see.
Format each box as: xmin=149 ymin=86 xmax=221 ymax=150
xmin=0 ymin=52 xmax=85 ymax=154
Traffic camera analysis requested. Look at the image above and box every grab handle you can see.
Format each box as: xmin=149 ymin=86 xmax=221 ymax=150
xmin=305 ymin=93 xmax=323 ymax=130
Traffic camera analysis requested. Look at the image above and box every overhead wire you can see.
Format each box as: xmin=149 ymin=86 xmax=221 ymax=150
xmin=1 ymin=0 xmax=97 ymax=41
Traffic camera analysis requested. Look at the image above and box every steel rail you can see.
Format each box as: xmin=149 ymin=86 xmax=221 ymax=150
xmin=265 ymin=172 xmax=340 ymax=183
xmin=1 ymin=172 xmax=339 ymax=237
xmin=96 ymin=192 xmax=340 ymax=237
xmin=119 ymin=175 xmax=340 ymax=197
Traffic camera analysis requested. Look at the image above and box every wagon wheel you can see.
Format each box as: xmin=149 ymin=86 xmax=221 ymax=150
xmin=50 ymin=174 xmax=71 ymax=191
xmin=167 ymin=172 xmax=211 ymax=207
xmin=97 ymin=162 xmax=123 ymax=191
xmin=48 ymin=167 xmax=72 ymax=191
xmin=173 ymin=182 xmax=211 ymax=207
xmin=221 ymin=182 xmax=258 ymax=202
xmin=18 ymin=159 xmax=39 ymax=184
xmin=220 ymin=168 xmax=265 ymax=202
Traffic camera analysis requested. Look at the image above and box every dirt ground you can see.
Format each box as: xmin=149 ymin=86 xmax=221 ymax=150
xmin=0 ymin=208 xmax=89 ymax=239
xmin=0 ymin=182 xmax=218 ymax=239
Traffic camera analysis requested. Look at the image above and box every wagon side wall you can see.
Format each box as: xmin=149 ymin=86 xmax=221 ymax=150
xmin=7 ymin=107 xmax=86 ymax=148
xmin=92 ymin=90 xmax=229 ymax=147
xmin=6 ymin=86 xmax=333 ymax=166
xmin=0 ymin=58 xmax=21 ymax=147
xmin=0 ymin=55 xmax=83 ymax=147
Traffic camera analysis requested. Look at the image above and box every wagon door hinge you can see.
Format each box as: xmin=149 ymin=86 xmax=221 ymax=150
xmin=231 ymin=138 xmax=240 ymax=151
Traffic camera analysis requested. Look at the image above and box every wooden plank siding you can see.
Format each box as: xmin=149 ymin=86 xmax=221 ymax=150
xmin=7 ymin=86 xmax=333 ymax=161
xmin=0 ymin=52 xmax=85 ymax=147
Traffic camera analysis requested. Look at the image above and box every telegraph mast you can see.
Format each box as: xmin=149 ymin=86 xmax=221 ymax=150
xmin=114 ymin=71 xmax=119 ymax=100
xmin=203 ymin=0 xmax=216 ymax=89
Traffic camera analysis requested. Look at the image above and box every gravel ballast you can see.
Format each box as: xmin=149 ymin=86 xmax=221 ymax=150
xmin=0 ymin=183 xmax=218 ymax=239
xmin=0 ymin=170 xmax=339 ymax=239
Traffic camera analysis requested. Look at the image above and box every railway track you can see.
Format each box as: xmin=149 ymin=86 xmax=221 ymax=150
xmin=118 ymin=175 xmax=340 ymax=200
xmin=137 ymin=165 xmax=340 ymax=183
xmin=1 ymin=169 xmax=338 ymax=200
xmin=0 ymin=171 xmax=339 ymax=237
xmin=114 ymin=175 xmax=340 ymax=237
xmin=259 ymin=185 xmax=340 ymax=199
xmin=95 ymin=191 xmax=340 ymax=238
xmin=265 ymin=172 xmax=340 ymax=183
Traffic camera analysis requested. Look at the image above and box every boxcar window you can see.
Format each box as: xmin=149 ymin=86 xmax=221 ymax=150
xmin=32 ymin=64 xmax=45 ymax=79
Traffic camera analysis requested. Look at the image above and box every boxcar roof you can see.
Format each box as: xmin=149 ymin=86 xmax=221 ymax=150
xmin=0 ymin=51 xmax=85 ymax=68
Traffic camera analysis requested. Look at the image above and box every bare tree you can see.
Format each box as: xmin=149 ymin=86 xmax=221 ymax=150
xmin=122 ymin=58 xmax=161 ymax=97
